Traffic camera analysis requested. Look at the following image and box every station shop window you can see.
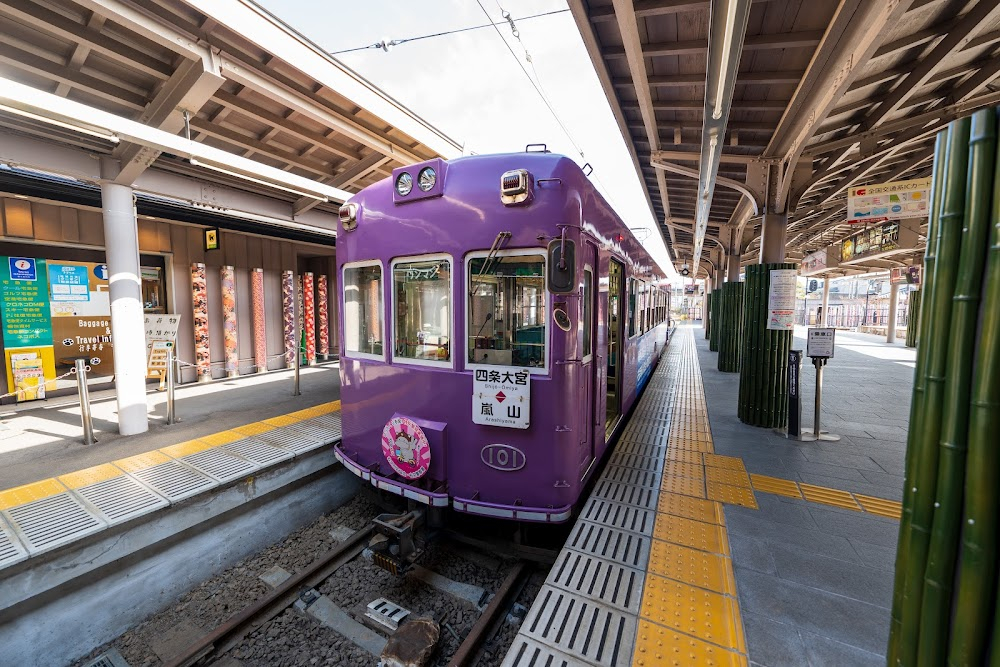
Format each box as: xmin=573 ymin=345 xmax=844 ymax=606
xmin=393 ymin=257 xmax=451 ymax=364
xmin=467 ymin=252 xmax=546 ymax=369
xmin=141 ymin=266 xmax=166 ymax=313
xmin=343 ymin=262 xmax=384 ymax=358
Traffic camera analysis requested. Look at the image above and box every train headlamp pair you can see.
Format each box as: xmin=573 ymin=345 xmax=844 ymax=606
xmin=395 ymin=167 xmax=437 ymax=196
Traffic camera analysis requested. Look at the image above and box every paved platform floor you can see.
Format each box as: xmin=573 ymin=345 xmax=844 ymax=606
xmin=698 ymin=326 xmax=910 ymax=666
xmin=0 ymin=363 xmax=341 ymax=491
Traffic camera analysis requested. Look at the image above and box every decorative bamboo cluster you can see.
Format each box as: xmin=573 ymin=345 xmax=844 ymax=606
xmin=705 ymin=291 xmax=713 ymax=340
xmin=709 ymin=289 xmax=722 ymax=351
xmin=737 ymin=263 xmax=795 ymax=427
xmin=888 ymin=109 xmax=1000 ymax=666
xmin=905 ymin=289 xmax=920 ymax=348
xmin=717 ymin=281 xmax=744 ymax=373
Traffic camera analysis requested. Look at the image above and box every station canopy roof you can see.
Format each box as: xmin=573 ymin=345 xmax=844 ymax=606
xmin=0 ymin=0 xmax=461 ymax=236
xmin=570 ymin=0 xmax=1000 ymax=277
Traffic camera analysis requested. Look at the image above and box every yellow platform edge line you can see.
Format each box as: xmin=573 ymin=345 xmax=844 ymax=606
xmin=0 ymin=477 xmax=69 ymax=511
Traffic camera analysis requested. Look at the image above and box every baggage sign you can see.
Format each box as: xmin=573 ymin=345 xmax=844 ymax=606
xmin=473 ymin=367 xmax=530 ymax=429
xmin=807 ymin=328 xmax=836 ymax=358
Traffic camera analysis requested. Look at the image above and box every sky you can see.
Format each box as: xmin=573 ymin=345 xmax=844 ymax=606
xmin=254 ymin=0 xmax=677 ymax=279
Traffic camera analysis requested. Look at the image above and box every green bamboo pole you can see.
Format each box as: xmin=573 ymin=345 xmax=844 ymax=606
xmin=888 ymin=129 xmax=949 ymax=665
xmin=919 ymin=109 xmax=995 ymax=665
xmin=737 ymin=264 xmax=793 ymax=427
xmin=951 ymin=108 xmax=1000 ymax=666
xmin=905 ymin=290 xmax=921 ymax=348
xmin=897 ymin=116 xmax=971 ymax=666
xmin=705 ymin=291 xmax=712 ymax=339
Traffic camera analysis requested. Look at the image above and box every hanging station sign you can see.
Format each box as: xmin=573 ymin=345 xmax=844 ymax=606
xmin=847 ymin=177 xmax=931 ymax=223
xmin=840 ymin=219 xmax=920 ymax=265
xmin=799 ymin=247 xmax=840 ymax=277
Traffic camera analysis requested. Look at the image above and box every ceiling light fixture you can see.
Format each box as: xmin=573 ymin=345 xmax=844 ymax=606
xmin=0 ymin=102 xmax=119 ymax=144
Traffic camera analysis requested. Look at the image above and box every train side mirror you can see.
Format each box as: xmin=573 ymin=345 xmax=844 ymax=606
xmin=547 ymin=239 xmax=576 ymax=294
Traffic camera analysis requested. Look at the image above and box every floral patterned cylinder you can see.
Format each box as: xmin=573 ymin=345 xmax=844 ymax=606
xmin=317 ymin=274 xmax=329 ymax=359
xmin=303 ymin=272 xmax=316 ymax=365
xmin=282 ymin=270 xmax=295 ymax=368
xmin=251 ymin=268 xmax=267 ymax=373
xmin=191 ymin=263 xmax=211 ymax=382
xmin=221 ymin=266 xmax=239 ymax=378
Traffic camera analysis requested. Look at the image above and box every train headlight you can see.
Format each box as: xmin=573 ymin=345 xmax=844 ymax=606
xmin=395 ymin=172 xmax=413 ymax=196
xmin=338 ymin=203 xmax=359 ymax=232
xmin=417 ymin=167 xmax=437 ymax=192
xmin=500 ymin=169 xmax=532 ymax=205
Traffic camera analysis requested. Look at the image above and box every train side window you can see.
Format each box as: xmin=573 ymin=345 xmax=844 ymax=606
xmin=628 ymin=278 xmax=637 ymax=338
xmin=582 ymin=268 xmax=593 ymax=359
xmin=467 ymin=252 xmax=547 ymax=369
xmin=343 ymin=262 xmax=384 ymax=359
xmin=392 ymin=257 xmax=452 ymax=365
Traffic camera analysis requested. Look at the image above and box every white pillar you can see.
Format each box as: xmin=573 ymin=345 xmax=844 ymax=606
xmin=887 ymin=282 xmax=901 ymax=344
xmin=821 ymin=277 xmax=831 ymax=327
xmin=101 ymin=177 xmax=149 ymax=435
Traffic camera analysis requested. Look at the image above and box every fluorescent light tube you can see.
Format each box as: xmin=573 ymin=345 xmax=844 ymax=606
xmin=0 ymin=103 xmax=120 ymax=143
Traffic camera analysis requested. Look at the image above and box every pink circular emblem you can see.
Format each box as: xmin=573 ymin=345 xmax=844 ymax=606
xmin=381 ymin=416 xmax=431 ymax=480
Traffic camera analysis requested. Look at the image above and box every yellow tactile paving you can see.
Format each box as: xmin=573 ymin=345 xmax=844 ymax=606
xmin=647 ymin=539 xmax=737 ymax=595
xmin=855 ymin=494 xmax=903 ymax=519
xmin=113 ymin=450 xmax=172 ymax=473
xmin=657 ymin=492 xmax=726 ymax=525
xmin=0 ymin=478 xmax=68 ymax=510
xmin=653 ymin=513 xmax=729 ymax=555
xmin=661 ymin=474 xmax=707 ymax=498
xmin=632 ymin=620 xmax=748 ymax=667
xmin=262 ymin=414 xmax=303 ymax=427
xmin=799 ymin=483 xmax=863 ymax=511
xmin=667 ymin=439 xmax=714 ymax=453
xmin=707 ymin=482 xmax=759 ymax=509
xmin=160 ymin=439 xmax=216 ymax=458
xmin=196 ymin=430 xmax=244 ymax=446
xmin=664 ymin=448 xmax=704 ymax=465
xmin=749 ymin=474 xmax=803 ymax=499
xmin=663 ymin=460 xmax=705 ymax=480
xmin=703 ymin=454 xmax=746 ymax=471
xmin=58 ymin=463 xmax=124 ymax=490
xmin=639 ymin=574 xmax=747 ymax=653
xmin=705 ymin=467 xmax=752 ymax=488
xmin=232 ymin=421 xmax=278 ymax=436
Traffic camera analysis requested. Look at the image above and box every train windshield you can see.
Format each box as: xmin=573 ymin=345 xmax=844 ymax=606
xmin=468 ymin=253 xmax=546 ymax=368
xmin=393 ymin=257 xmax=452 ymax=364
xmin=343 ymin=263 xmax=383 ymax=358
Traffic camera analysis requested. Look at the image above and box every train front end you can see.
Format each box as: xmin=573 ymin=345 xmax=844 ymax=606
xmin=334 ymin=152 xmax=588 ymax=523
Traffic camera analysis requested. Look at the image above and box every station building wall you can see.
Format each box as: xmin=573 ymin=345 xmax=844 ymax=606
xmin=0 ymin=196 xmax=336 ymax=400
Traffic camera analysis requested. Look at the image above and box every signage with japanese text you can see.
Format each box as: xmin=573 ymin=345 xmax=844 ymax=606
xmin=767 ymin=269 xmax=798 ymax=331
xmin=847 ymin=177 xmax=931 ymax=223
xmin=472 ymin=366 xmax=531 ymax=429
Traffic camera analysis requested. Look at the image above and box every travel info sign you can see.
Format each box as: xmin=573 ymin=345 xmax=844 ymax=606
xmin=767 ymin=269 xmax=798 ymax=331
xmin=847 ymin=177 xmax=931 ymax=223
xmin=473 ymin=367 xmax=530 ymax=429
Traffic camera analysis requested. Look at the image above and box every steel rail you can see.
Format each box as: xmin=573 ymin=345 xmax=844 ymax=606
xmin=162 ymin=524 xmax=374 ymax=667
xmin=447 ymin=560 xmax=532 ymax=667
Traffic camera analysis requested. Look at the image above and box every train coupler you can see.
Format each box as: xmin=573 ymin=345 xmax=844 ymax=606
xmin=366 ymin=509 xmax=428 ymax=575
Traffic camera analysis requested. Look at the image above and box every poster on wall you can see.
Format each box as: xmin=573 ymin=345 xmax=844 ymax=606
xmin=1 ymin=257 xmax=56 ymax=399
xmin=48 ymin=261 xmax=113 ymax=377
xmin=767 ymin=269 xmax=798 ymax=331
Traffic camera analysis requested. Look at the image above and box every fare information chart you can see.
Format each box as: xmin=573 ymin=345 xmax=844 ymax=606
xmin=472 ymin=367 xmax=531 ymax=429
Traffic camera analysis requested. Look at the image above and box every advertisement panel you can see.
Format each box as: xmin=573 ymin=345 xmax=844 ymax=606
xmin=847 ymin=177 xmax=931 ymax=223
xmin=1 ymin=257 xmax=56 ymax=399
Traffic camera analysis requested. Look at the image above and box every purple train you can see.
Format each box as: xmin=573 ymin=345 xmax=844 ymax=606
xmin=334 ymin=150 xmax=670 ymax=522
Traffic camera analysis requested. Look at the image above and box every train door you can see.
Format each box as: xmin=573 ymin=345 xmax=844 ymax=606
xmin=606 ymin=258 xmax=625 ymax=435
xmin=581 ymin=243 xmax=598 ymax=477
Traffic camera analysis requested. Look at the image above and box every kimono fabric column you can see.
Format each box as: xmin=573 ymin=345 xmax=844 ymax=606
xmin=303 ymin=272 xmax=316 ymax=365
xmin=251 ymin=268 xmax=267 ymax=373
xmin=191 ymin=263 xmax=211 ymax=383
xmin=221 ymin=266 xmax=239 ymax=378
xmin=281 ymin=270 xmax=295 ymax=368
xmin=318 ymin=275 xmax=330 ymax=360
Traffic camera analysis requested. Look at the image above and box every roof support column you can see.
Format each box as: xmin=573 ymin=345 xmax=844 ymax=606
xmin=759 ymin=212 xmax=788 ymax=264
xmin=99 ymin=158 xmax=148 ymax=435
xmin=726 ymin=226 xmax=741 ymax=282
xmin=821 ymin=276 xmax=831 ymax=327
xmin=887 ymin=282 xmax=901 ymax=344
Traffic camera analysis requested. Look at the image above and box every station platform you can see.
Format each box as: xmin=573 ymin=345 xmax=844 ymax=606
xmin=504 ymin=326 xmax=907 ymax=667
xmin=0 ymin=364 xmax=342 ymax=570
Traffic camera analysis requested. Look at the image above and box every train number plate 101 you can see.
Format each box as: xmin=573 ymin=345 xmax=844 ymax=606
xmin=472 ymin=366 xmax=530 ymax=429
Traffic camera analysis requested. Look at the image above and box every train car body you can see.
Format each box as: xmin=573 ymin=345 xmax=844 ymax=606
xmin=334 ymin=151 xmax=670 ymax=522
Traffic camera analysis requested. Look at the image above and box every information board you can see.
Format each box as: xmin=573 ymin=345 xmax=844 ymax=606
xmin=767 ymin=269 xmax=798 ymax=331
xmin=144 ymin=314 xmax=182 ymax=378
xmin=472 ymin=367 xmax=530 ymax=429
xmin=807 ymin=328 xmax=836 ymax=358
xmin=847 ymin=178 xmax=930 ymax=223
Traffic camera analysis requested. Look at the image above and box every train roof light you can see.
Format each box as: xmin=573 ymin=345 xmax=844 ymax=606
xmin=395 ymin=172 xmax=413 ymax=196
xmin=500 ymin=169 xmax=532 ymax=205
xmin=339 ymin=203 xmax=359 ymax=232
xmin=417 ymin=167 xmax=437 ymax=192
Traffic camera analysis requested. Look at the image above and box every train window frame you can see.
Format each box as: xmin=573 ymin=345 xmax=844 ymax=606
xmin=342 ymin=260 xmax=386 ymax=362
xmin=628 ymin=278 xmax=638 ymax=339
xmin=464 ymin=248 xmax=550 ymax=376
xmin=390 ymin=253 xmax=455 ymax=369
xmin=582 ymin=265 xmax=594 ymax=364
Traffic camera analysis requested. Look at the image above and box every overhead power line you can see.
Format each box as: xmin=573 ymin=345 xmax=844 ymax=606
xmin=330 ymin=9 xmax=568 ymax=55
